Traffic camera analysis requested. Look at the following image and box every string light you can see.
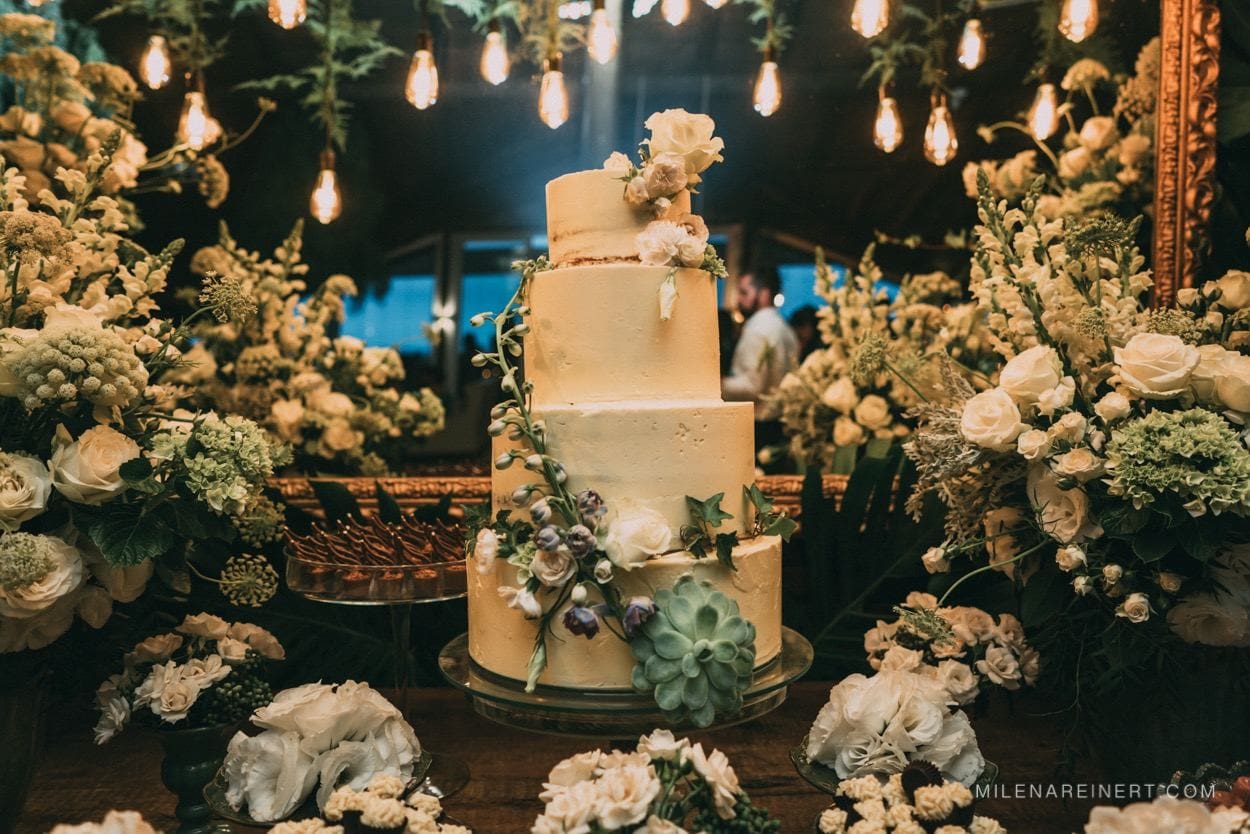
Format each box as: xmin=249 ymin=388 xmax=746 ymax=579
xmin=309 ymin=150 xmax=342 ymax=224
xmin=406 ymin=30 xmax=439 ymax=110
xmin=873 ymin=89 xmax=903 ymax=153
xmin=661 ymin=0 xmax=689 ymax=26
xmin=138 ymin=35 xmax=171 ymax=90
xmin=704 ymin=0 xmax=727 ymax=7
xmin=268 ymin=0 xmax=306 ymax=29
xmin=752 ymin=47 xmax=782 ymax=118
xmin=1058 ymin=0 xmax=1098 ymax=43
xmin=539 ymin=53 xmax=569 ymax=129
xmin=923 ymin=93 xmax=958 ymax=166
xmin=480 ymin=19 xmax=510 ymax=85
xmin=956 ymin=18 xmax=985 ymax=70
xmin=1028 ymin=82 xmax=1060 ymax=140
xmin=587 ymin=0 xmax=618 ymax=64
xmin=850 ymin=0 xmax=889 ymax=39
xmin=177 ymin=90 xmax=221 ymax=151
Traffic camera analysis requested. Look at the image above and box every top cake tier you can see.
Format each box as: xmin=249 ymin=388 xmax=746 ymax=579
xmin=546 ymin=170 xmax=692 ymax=266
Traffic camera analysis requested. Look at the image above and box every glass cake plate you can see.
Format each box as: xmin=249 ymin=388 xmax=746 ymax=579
xmin=437 ymin=627 xmax=813 ymax=738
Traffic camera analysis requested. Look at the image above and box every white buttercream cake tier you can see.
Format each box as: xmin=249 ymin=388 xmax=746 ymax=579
xmin=467 ymin=536 xmax=783 ymax=689
xmin=546 ymin=170 xmax=692 ymax=266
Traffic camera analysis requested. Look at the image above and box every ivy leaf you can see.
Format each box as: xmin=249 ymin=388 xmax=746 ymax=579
xmin=761 ymin=514 xmax=798 ymax=542
xmin=686 ymin=493 xmax=734 ymax=529
xmin=715 ymin=532 xmax=739 ymax=571
xmin=79 ymin=505 xmax=177 ymax=566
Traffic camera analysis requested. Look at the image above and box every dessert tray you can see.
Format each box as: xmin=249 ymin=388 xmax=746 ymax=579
xmin=437 ymin=627 xmax=813 ymax=738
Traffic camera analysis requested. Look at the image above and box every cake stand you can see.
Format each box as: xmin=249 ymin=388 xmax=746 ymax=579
xmin=437 ymin=627 xmax=813 ymax=742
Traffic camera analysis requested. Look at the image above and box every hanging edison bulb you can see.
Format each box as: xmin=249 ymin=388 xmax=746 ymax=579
xmin=268 ymin=0 xmax=306 ymax=29
xmin=1028 ymin=82 xmax=1060 ymax=140
xmin=850 ymin=0 xmax=889 ymax=39
xmin=177 ymin=91 xmax=221 ymax=152
xmin=1058 ymin=0 xmax=1098 ymax=43
xmin=661 ymin=0 xmax=689 ymax=26
xmin=309 ymin=150 xmax=343 ymax=224
xmin=539 ymin=54 xmax=570 ymax=129
xmin=406 ymin=31 xmax=439 ymax=110
xmin=480 ymin=19 xmax=510 ymax=85
xmin=704 ymin=0 xmax=727 ymax=7
xmin=752 ymin=48 xmax=782 ymax=118
xmin=923 ymin=94 xmax=958 ymax=166
xmin=587 ymin=0 xmax=618 ymax=64
xmin=873 ymin=90 xmax=903 ymax=153
xmin=956 ymin=18 xmax=986 ymax=70
xmin=138 ymin=35 xmax=172 ymax=90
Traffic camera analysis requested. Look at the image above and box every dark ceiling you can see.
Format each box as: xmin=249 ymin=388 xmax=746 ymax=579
xmin=75 ymin=0 xmax=1158 ymax=284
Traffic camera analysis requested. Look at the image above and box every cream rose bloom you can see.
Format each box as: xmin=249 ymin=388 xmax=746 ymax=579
xmin=921 ymin=546 xmax=950 ymax=574
xmin=637 ymin=728 xmax=689 ymax=762
xmin=1093 ymin=391 xmax=1132 ymax=423
xmin=1214 ymin=270 xmax=1250 ymax=310
xmin=821 ymin=377 xmax=858 ymax=413
xmin=1052 ymin=448 xmax=1105 ymax=482
xmin=929 ymin=659 xmax=980 ymax=705
xmin=131 ymin=632 xmax=183 ymax=663
xmin=1055 ymin=545 xmax=1087 ymax=572
xmin=643 ymin=152 xmax=689 ymax=199
xmin=226 ymin=621 xmax=285 ymax=659
xmin=975 ymin=645 xmax=1022 ymax=689
xmin=0 ymin=452 xmax=51 ymax=530
xmin=531 ymin=547 xmax=576 ymax=587
xmin=853 ymin=394 xmax=892 ymax=431
xmin=133 ymin=661 xmax=206 ymax=723
xmin=1115 ymin=592 xmax=1151 ymax=624
xmin=960 ymin=388 xmax=1026 ymax=452
xmin=473 ymin=528 xmax=499 ymax=575
xmin=177 ymin=612 xmax=231 ymax=639
xmin=595 ymin=762 xmax=662 ymax=829
xmin=1027 ymin=467 xmax=1100 ymax=544
xmin=602 ymin=151 xmax=633 ymax=177
xmin=644 ymin=109 xmax=725 ymax=182
xmin=217 ymin=636 xmax=251 ymax=663
xmin=1167 ymin=593 xmax=1250 ymax=647
xmin=0 ymin=534 xmax=84 ymax=618
xmin=1015 ymin=429 xmax=1050 ymax=461
xmin=1113 ymin=333 xmax=1200 ymax=399
xmin=602 ymin=504 xmax=671 ymax=570
xmin=998 ymin=345 xmax=1062 ymax=403
xmin=1212 ymin=352 xmax=1250 ymax=414
xmin=49 ymin=425 xmax=141 ymax=506
xmin=1078 ymin=116 xmax=1119 ymax=152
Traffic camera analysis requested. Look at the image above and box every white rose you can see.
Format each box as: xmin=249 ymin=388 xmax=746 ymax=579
xmin=637 ymin=728 xmax=689 ymax=762
xmin=595 ymin=762 xmax=663 ymax=829
xmin=879 ymin=645 xmax=923 ymax=672
xmin=42 ymin=303 xmax=103 ymax=333
xmin=1116 ymin=592 xmax=1152 ymax=624
xmin=1016 ymin=429 xmax=1050 ymax=461
xmin=176 ymin=612 xmax=230 ymax=639
xmin=644 ymin=109 xmax=725 ymax=182
xmin=959 ymin=388 xmax=1027 ymax=452
xmin=0 ymin=534 xmax=84 ymax=618
xmin=1052 ymin=447 xmax=1105 ymax=482
xmin=0 ymin=452 xmax=51 ymax=530
xmin=602 ymin=504 xmax=672 ymax=570
xmin=531 ymin=547 xmax=576 ymax=587
xmin=1048 ymin=411 xmax=1087 ymax=443
xmin=1214 ymin=270 xmax=1250 ymax=310
xmin=921 ymin=546 xmax=950 ymax=574
xmin=1078 ymin=115 xmax=1118 ymax=151
xmin=821 ymin=377 xmax=859 ymax=413
xmin=132 ymin=632 xmax=183 ymax=663
xmin=217 ymin=637 xmax=251 ymax=663
xmin=1191 ymin=344 xmax=1231 ymax=404
xmin=1157 ymin=571 xmax=1185 ymax=594
xmin=998 ymin=345 xmax=1062 ymax=403
xmin=1037 ymin=377 xmax=1076 ymax=416
xmin=1055 ymin=545 xmax=1087 ymax=572
xmin=1073 ymin=575 xmax=1095 ymax=596
xmin=1027 ymin=466 xmax=1100 ymax=544
xmin=602 ymin=151 xmax=633 ymax=178
xmin=1113 ymin=333 xmax=1200 ymax=399
xmin=833 ymin=416 xmax=866 ymax=447
xmin=642 ymin=152 xmax=689 ymax=199
xmin=473 ymin=528 xmax=499 ymax=575
xmin=975 ymin=645 xmax=1022 ymax=689
xmin=688 ymin=743 xmax=741 ymax=820
xmin=49 ymin=425 xmax=141 ymax=505
xmin=853 ymin=394 xmax=892 ymax=431
xmin=1167 ymin=593 xmax=1250 ymax=647
xmin=931 ymin=659 xmax=980 ymax=705
xmin=1093 ymin=391 xmax=1132 ymax=423
xmin=1213 ymin=352 xmax=1250 ymax=414
xmin=133 ymin=662 xmax=204 ymax=723
xmin=625 ymin=175 xmax=650 ymax=206
xmin=226 ymin=622 xmax=285 ymax=659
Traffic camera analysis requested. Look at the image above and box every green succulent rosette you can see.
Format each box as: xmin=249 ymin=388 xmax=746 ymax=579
xmin=630 ymin=574 xmax=756 ymax=727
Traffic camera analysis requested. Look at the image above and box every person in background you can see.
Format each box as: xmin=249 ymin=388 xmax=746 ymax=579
xmin=789 ymin=305 xmax=820 ymax=362
xmin=722 ymin=267 xmax=799 ymax=458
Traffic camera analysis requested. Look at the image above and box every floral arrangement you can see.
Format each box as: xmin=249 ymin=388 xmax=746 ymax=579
xmin=769 ymin=247 xmax=988 ymax=472
xmin=863 ymin=592 xmax=1038 ymax=705
xmin=0 ymin=115 xmax=284 ymax=656
xmin=531 ymin=729 xmax=778 ymax=834
xmin=46 ymin=810 xmax=161 ymax=834
xmin=268 ymin=777 xmax=469 ymax=834
xmin=93 ymin=612 xmax=283 ymax=743
xmin=805 ymin=652 xmax=985 ymax=785
xmin=169 ymin=221 xmax=444 ymax=475
xmin=967 ymin=39 xmax=1158 ymax=225
xmin=816 ymin=766 xmax=1005 ymax=834
xmin=222 ymin=680 xmax=422 ymax=822
xmin=468 ymin=255 xmax=793 ymax=726
xmin=1083 ymin=796 xmax=1249 ymax=834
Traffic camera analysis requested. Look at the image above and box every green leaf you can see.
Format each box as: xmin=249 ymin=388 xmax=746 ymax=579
xmin=119 ymin=458 xmax=153 ymax=482
xmin=743 ymin=483 xmax=773 ymax=514
xmin=762 ymin=514 xmax=798 ymax=541
xmin=311 ymin=480 xmax=360 ymax=522
xmin=686 ymin=493 xmax=734 ymax=529
xmin=1132 ymin=532 xmax=1176 ymax=563
xmin=375 ymin=482 xmax=404 ymax=524
xmin=715 ymin=532 xmax=739 ymax=571
xmin=80 ymin=505 xmax=177 ymax=566
xmin=1020 ymin=566 xmax=1070 ymax=629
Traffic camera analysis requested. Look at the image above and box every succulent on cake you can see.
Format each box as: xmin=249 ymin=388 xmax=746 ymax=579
xmin=629 ymin=575 xmax=756 ymax=727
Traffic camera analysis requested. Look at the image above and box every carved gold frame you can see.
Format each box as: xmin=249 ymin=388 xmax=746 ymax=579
xmin=1153 ymin=0 xmax=1222 ymax=304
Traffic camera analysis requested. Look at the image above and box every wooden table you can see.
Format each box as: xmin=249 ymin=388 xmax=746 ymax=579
xmin=16 ymin=682 xmax=1096 ymax=834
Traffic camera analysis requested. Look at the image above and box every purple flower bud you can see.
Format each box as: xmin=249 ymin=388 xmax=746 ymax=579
xmin=565 ymin=524 xmax=596 ymax=558
xmin=534 ymin=524 xmax=562 ymax=552
xmin=530 ymin=498 xmax=553 ymax=525
xmin=576 ymin=489 xmax=606 ymax=524
xmin=563 ymin=605 xmax=600 ymax=639
xmin=622 ymin=596 xmax=657 ymax=639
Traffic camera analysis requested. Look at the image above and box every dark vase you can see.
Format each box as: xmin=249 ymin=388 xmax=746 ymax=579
xmin=0 ymin=682 xmax=48 ymax=834
xmin=157 ymin=725 xmax=233 ymax=834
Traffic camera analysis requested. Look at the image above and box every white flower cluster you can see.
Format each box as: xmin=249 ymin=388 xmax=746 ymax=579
xmin=222 ymin=681 xmax=421 ymax=822
xmin=816 ymin=772 xmax=1004 ymax=834
xmin=44 ymin=810 xmax=160 ymax=834
xmin=296 ymin=777 xmax=469 ymax=834
xmin=533 ymin=730 xmax=746 ymax=834
xmin=864 ymin=592 xmax=1039 ymax=705
xmin=635 ymin=214 xmax=709 ymax=270
xmin=806 ymin=661 xmax=985 ymax=786
xmin=1084 ymin=795 xmax=1249 ymax=834
xmin=603 ymin=109 xmax=725 ymax=214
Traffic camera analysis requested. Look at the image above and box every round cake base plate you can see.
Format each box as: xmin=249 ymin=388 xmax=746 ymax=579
xmin=437 ymin=627 xmax=813 ymax=739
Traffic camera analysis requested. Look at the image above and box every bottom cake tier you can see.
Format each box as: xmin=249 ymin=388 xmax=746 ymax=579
xmin=467 ymin=536 xmax=782 ymax=690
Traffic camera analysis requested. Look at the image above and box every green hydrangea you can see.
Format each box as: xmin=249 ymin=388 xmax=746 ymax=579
xmin=1105 ymin=409 xmax=1250 ymax=514
xmin=631 ymin=575 xmax=756 ymax=728
xmin=0 ymin=532 xmax=54 ymax=590
xmin=7 ymin=327 xmax=148 ymax=411
xmin=173 ymin=416 xmax=285 ymax=516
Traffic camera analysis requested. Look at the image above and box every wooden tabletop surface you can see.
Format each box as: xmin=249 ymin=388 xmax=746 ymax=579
xmin=16 ymin=682 xmax=1096 ymax=834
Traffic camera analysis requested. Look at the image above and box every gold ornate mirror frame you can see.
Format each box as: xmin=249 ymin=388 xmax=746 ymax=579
xmin=1153 ymin=0 xmax=1222 ymax=304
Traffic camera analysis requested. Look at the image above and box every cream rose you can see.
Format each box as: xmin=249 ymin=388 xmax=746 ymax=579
xmin=43 ymin=303 xmax=104 ymax=333
xmin=975 ymin=645 xmax=1022 ymax=689
xmin=1055 ymin=545 xmax=1087 ymax=572
xmin=821 ymin=377 xmax=858 ymax=413
xmin=1113 ymin=333 xmax=1200 ymax=399
xmin=1027 ymin=467 xmax=1100 ymax=544
xmin=602 ymin=151 xmax=633 ymax=178
xmin=1213 ymin=352 xmax=1250 ymax=414
xmin=49 ymin=425 xmax=141 ymax=506
xmin=1015 ymin=429 xmax=1050 ymax=461
xmin=1115 ymin=592 xmax=1152 ymax=624
xmin=226 ymin=622 xmax=285 ymax=659
xmin=1093 ymin=391 xmax=1132 ymax=423
xmin=998 ymin=345 xmax=1062 ymax=403
xmin=1191 ymin=344 xmax=1231 ymax=403
xmin=1167 ymin=593 xmax=1250 ymax=647
xmin=853 ymin=394 xmax=892 ymax=431
xmin=0 ymin=533 xmax=84 ymax=618
xmin=132 ymin=632 xmax=183 ymax=663
xmin=960 ymin=388 xmax=1026 ymax=452
xmin=1049 ymin=412 xmax=1087 ymax=443
xmin=0 ymin=452 xmax=51 ymax=530
xmin=638 ymin=728 xmax=689 ymax=762
xmin=1078 ymin=116 xmax=1119 ymax=152
xmin=530 ymin=547 xmax=576 ymax=587
xmin=177 ymin=612 xmax=230 ymax=639
xmin=921 ymin=546 xmax=950 ymax=574
xmin=473 ymin=528 xmax=498 ymax=575
xmin=1052 ymin=448 xmax=1105 ymax=482
xmin=1214 ymin=270 xmax=1250 ymax=310
xmin=644 ymin=109 xmax=725 ymax=182
xmin=931 ymin=659 xmax=980 ymax=705
xmin=595 ymin=762 xmax=663 ymax=829
xmin=602 ymin=505 xmax=671 ymax=570
xmin=642 ymin=152 xmax=689 ymax=199
xmin=625 ymin=175 xmax=650 ymax=206
xmin=217 ymin=637 xmax=251 ymax=663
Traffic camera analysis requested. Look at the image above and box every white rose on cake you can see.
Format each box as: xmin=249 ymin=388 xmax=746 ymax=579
xmin=49 ymin=425 xmax=141 ymax=505
xmin=602 ymin=503 xmax=672 ymax=570
xmin=644 ymin=109 xmax=725 ymax=183
xmin=1112 ymin=333 xmax=1200 ymax=399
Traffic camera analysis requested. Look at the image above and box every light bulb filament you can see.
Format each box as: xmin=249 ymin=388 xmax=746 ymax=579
xmin=406 ymin=35 xmax=439 ymax=110
xmin=661 ymin=0 xmax=689 ymax=26
xmin=539 ymin=57 xmax=570 ymax=129
xmin=480 ymin=28 xmax=510 ymax=85
xmin=873 ymin=94 xmax=903 ymax=153
xmin=268 ymin=0 xmax=306 ymax=29
xmin=587 ymin=6 xmax=619 ymax=64
xmin=753 ymin=59 xmax=782 ymax=118
xmin=178 ymin=91 xmax=220 ymax=152
xmin=1029 ymin=83 xmax=1060 ymax=141
xmin=139 ymin=35 xmax=171 ymax=90
xmin=924 ymin=99 xmax=958 ymax=166
xmin=956 ymin=19 xmax=985 ymax=70
xmin=851 ymin=0 xmax=889 ymax=39
xmin=310 ymin=156 xmax=342 ymax=224
xmin=1059 ymin=0 xmax=1098 ymax=43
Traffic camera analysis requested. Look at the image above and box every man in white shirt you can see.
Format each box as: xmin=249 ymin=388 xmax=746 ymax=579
xmin=721 ymin=268 xmax=799 ymax=431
